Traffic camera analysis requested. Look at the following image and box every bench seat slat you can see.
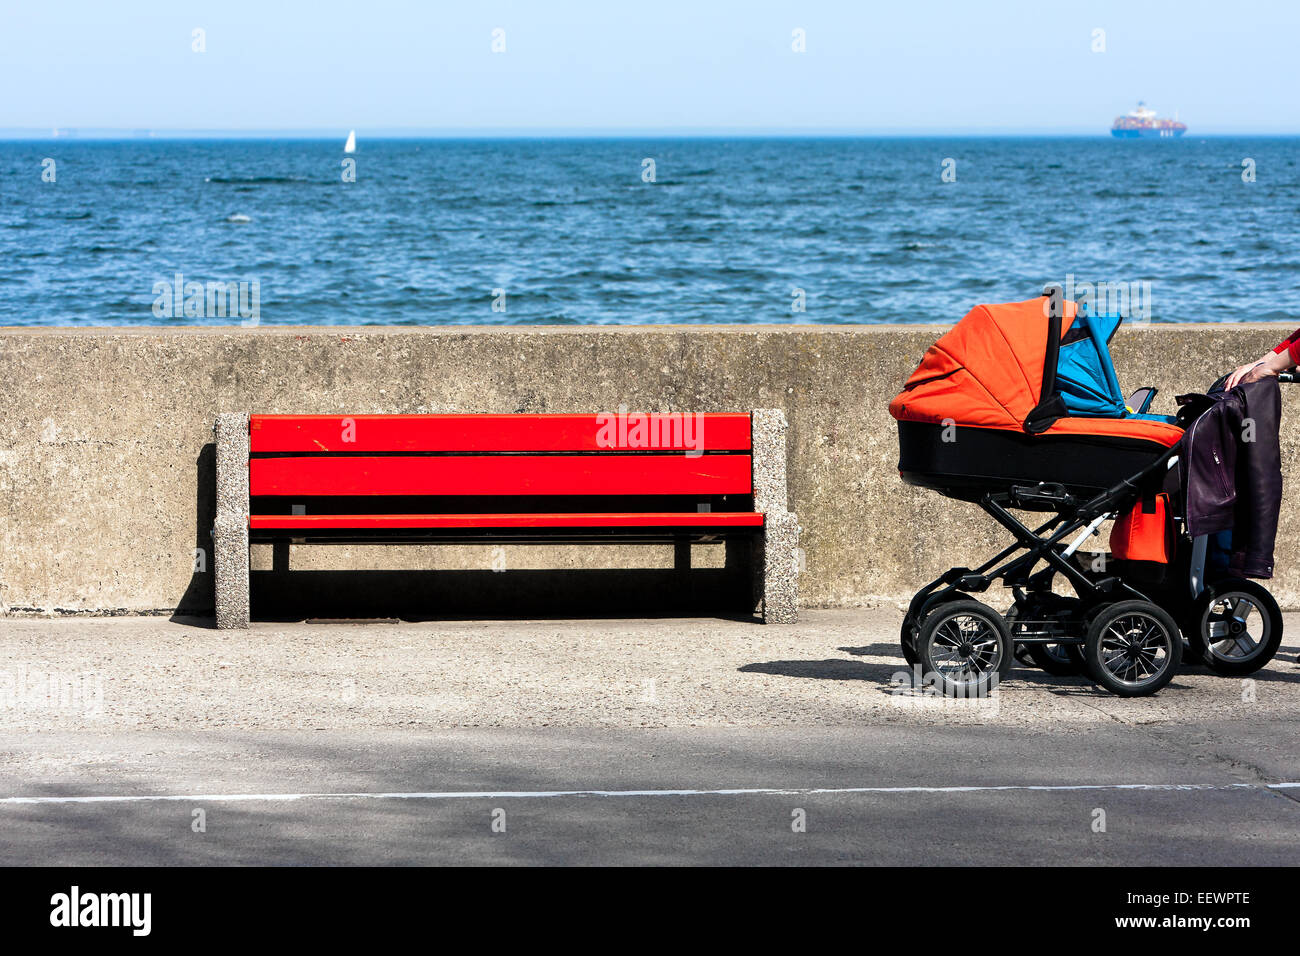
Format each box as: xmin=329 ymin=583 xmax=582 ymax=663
xmin=250 ymin=455 xmax=753 ymax=496
xmin=250 ymin=512 xmax=764 ymax=530
xmin=251 ymin=414 xmax=752 ymax=453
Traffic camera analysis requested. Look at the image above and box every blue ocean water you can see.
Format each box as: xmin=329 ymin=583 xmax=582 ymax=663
xmin=0 ymin=137 xmax=1297 ymax=326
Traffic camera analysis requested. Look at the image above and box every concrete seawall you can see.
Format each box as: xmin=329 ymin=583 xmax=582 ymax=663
xmin=3 ymin=324 xmax=1300 ymax=617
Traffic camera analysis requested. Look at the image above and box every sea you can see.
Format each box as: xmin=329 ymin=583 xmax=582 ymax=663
xmin=0 ymin=136 xmax=1297 ymax=326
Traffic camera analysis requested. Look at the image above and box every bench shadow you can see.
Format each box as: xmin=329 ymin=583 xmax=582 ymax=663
xmin=251 ymin=568 xmax=758 ymax=622
xmin=170 ymin=442 xmax=216 ymax=627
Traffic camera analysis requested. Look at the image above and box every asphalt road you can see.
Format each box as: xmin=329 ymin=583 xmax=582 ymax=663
xmin=2 ymin=723 xmax=1297 ymax=865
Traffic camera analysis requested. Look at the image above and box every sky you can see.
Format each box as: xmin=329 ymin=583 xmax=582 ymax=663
xmin=2 ymin=0 xmax=1298 ymax=135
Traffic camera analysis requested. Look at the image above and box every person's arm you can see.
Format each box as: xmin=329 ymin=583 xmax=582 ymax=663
xmin=1225 ymin=331 xmax=1300 ymax=389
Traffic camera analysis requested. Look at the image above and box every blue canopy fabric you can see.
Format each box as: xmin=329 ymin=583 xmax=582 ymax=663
xmin=1055 ymin=311 xmax=1177 ymax=423
xmin=1057 ymin=311 xmax=1126 ymax=417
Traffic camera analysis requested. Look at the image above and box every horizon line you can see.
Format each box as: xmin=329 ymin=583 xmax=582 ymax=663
xmin=4 ymin=126 xmax=1300 ymax=141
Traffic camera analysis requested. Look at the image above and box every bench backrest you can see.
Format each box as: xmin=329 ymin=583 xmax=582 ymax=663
xmin=249 ymin=413 xmax=754 ymax=504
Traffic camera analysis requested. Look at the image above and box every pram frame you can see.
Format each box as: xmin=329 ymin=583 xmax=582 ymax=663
xmin=904 ymin=447 xmax=1181 ymax=645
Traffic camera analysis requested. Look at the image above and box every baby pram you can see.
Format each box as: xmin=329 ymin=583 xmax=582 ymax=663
xmin=889 ymin=296 xmax=1286 ymax=697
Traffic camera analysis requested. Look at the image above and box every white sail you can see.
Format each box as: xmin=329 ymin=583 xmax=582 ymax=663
xmin=343 ymin=129 xmax=356 ymax=153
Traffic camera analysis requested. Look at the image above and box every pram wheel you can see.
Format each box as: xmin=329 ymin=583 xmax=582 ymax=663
xmin=1084 ymin=601 xmax=1182 ymax=697
xmin=1187 ymin=579 xmax=1283 ymax=676
xmin=901 ymin=595 xmax=961 ymax=666
xmin=916 ymin=600 xmax=1012 ymax=697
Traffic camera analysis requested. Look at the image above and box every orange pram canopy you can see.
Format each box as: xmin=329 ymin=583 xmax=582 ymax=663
xmin=889 ymin=297 xmax=1078 ymax=432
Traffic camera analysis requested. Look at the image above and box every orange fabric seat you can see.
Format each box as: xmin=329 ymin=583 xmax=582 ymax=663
xmin=1040 ymin=416 xmax=1183 ymax=448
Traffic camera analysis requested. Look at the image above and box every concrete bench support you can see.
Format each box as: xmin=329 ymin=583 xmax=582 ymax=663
xmin=751 ymin=408 xmax=800 ymax=624
xmin=214 ymin=412 xmax=250 ymax=629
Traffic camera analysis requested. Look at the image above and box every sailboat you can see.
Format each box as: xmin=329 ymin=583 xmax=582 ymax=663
xmin=343 ymin=129 xmax=356 ymax=153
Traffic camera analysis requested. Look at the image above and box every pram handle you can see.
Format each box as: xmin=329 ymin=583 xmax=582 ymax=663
xmin=1210 ymin=370 xmax=1298 ymax=391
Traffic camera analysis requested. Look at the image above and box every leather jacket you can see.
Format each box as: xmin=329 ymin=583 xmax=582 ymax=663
xmin=1175 ymin=377 xmax=1282 ymax=578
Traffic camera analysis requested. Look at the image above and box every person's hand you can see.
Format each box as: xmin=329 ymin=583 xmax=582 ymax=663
xmin=1227 ymin=351 xmax=1289 ymax=390
xmin=1225 ymin=361 xmax=1266 ymax=390
xmin=1226 ymin=352 xmax=1288 ymax=390
xmin=1241 ymin=362 xmax=1281 ymax=386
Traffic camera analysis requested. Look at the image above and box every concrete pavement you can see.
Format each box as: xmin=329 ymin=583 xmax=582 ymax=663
xmin=2 ymin=608 xmax=1298 ymax=730
xmin=0 ymin=609 xmax=1297 ymax=864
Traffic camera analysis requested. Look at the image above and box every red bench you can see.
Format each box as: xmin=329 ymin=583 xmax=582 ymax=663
xmin=213 ymin=411 xmax=799 ymax=626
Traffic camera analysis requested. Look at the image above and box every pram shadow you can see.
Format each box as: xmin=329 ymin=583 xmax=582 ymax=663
xmin=740 ymin=646 xmax=1078 ymax=688
xmin=816 ymin=645 xmax=1134 ymax=695
xmin=827 ymin=643 xmax=1300 ymax=691
xmin=740 ymin=654 xmax=1110 ymax=695
xmin=840 ymin=643 xmax=898 ymax=657
xmin=1179 ymin=660 xmax=1300 ymax=684
xmin=738 ymin=659 xmax=899 ymax=682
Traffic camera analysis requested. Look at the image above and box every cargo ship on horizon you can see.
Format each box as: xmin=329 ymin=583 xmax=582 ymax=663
xmin=1111 ymin=102 xmax=1187 ymax=138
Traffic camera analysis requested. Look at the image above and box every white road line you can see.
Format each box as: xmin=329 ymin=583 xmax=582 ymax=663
xmin=1 ymin=781 xmax=1296 ymax=805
